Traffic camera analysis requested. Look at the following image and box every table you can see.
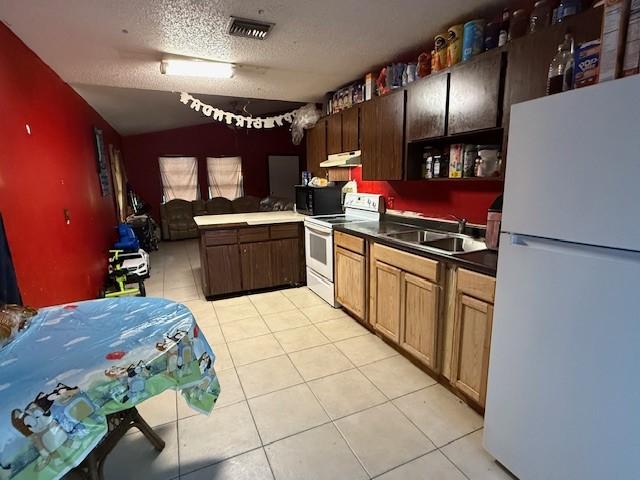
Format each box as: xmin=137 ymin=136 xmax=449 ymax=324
xmin=0 ymin=297 xmax=220 ymax=480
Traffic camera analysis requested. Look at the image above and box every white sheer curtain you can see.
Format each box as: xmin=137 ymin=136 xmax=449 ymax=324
xmin=158 ymin=156 xmax=198 ymax=201
xmin=207 ymin=156 xmax=243 ymax=199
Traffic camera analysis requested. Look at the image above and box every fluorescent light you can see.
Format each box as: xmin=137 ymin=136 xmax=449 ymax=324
xmin=160 ymin=59 xmax=235 ymax=78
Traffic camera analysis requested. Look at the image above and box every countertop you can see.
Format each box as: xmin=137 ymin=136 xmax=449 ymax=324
xmin=194 ymin=211 xmax=306 ymax=228
xmin=334 ymin=218 xmax=498 ymax=276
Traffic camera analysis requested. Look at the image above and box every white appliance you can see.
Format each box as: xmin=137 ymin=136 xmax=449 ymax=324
xmin=484 ymin=76 xmax=640 ymax=480
xmin=304 ymin=192 xmax=384 ymax=306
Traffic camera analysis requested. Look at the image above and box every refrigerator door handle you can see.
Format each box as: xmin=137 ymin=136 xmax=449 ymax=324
xmin=507 ymin=233 xmax=640 ymax=262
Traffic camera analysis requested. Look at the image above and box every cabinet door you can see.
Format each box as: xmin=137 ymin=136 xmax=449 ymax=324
xmin=342 ymin=106 xmax=360 ymax=151
xmin=240 ymin=242 xmax=273 ymax=290
xmin=326 ymin=114 xmax=343 ymax=154
xmin=335 ymin=246 xmax=366 ymax=320
xmin=271 ymin=238 xmax=300 ymax=286
xmin=371 ymin=260 xmax=402 ymax=342
xmin=400 ymin=273 xmax=439 ymax=371
xmin=361 ymin=92 xmax=405 ymax=180
xmin=406 ymin=72 xmax=448 ymax=141
xmin=306 ymin=119 xmax=326 ymax=176
xmin=448 ymin=49 xmax=504 ymax=135
xmin=451 ymin=293 xmax=494 ymax=406
xmin=206 ymin=244 xmax=242 ymax=295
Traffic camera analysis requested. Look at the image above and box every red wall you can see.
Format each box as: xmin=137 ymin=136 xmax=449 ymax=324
xmin=122 ymin=123 xmax=305 ymax=221
xmin=0 ymin=23 xmax=120 ymax=307
xmin=351 ymin=167 xmax=502 ymax=224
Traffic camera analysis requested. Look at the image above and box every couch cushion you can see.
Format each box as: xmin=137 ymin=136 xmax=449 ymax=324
xmin=206 ymin=197 xmax=234 ymax=215
xmin=232 ymin=196 xmax=261 ymax=213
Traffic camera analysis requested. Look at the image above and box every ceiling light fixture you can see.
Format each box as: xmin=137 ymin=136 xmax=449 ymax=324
xmin=160 ymin=59 xmax=235 ymax=79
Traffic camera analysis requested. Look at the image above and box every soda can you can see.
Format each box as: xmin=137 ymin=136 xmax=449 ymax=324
xmin=462 ymin=19 xmax=486 ymax=61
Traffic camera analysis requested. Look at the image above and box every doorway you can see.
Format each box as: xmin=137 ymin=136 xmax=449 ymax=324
xmin=268 ymin=155 xmax=299 ymax=201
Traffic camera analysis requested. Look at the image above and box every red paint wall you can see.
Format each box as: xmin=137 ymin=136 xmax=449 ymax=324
xmin=0 ymin=23 xmax=119 ymax=307
xmin=351 ymin=167 xmax=502 ymax=224
xmin=122 ymin=123 xmax=305 ymax=221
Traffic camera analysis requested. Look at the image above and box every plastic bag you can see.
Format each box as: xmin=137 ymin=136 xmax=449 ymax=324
xmin=290 ymin=103 xmax=322 ymax=145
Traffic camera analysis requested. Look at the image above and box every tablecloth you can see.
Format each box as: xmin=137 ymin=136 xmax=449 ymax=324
xmin=0 ymin=297 xmax=220 ymax=480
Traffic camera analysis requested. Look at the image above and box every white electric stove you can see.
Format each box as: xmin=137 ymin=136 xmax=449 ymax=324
xmin=304 ymin=193 xmax=384 ymax=307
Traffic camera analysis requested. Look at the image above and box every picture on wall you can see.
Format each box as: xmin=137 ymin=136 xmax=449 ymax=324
xmin=93 ymin=127 xmax=111 ymax=197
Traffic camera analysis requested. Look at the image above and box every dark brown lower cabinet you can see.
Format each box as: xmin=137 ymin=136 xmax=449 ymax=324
xmin=205 ymin=244 xmax=242 ymax=295
xmin=200 ymin=223 xmax=304 ymax=297
xmin=241 ymin=242 xmax=273 ymax=290
xmin=271 ymin=238 xmax=301 ymax=285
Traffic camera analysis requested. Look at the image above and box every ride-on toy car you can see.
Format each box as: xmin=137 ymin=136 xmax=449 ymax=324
xmin=101 ymin=249 xmax=149 ymax=298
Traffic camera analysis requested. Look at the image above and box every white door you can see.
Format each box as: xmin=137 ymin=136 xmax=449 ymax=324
xmin=484 ymin=232 xmax=640 ymax=480
xmin=503 ymin=75 xmax=640 ymax=250
xmin=268 ymin=155 xmax=299 ymax=201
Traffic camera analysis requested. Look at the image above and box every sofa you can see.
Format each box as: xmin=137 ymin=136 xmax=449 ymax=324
xmin=160 ymin=196 xmax=294 ymax=240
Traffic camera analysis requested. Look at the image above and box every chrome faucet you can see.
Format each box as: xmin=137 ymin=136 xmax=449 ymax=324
xmin=447 ymin=214 xmax=467 ymax=234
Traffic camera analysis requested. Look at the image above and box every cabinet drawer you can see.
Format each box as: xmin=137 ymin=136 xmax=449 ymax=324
xmin=334 ymin=231 xmax=365 ymax=255
xmin=457 ymin=268 xmax=495 ymax=303
xmin=239 ymin=226 xmax=270 ymax=243
xmin=372 ymin=243 xmax=439 ymax=283
xmin=204 ymin=229 xmax=237 ymax=246
xmin=270 ymin=223 xmax=300 ymax=240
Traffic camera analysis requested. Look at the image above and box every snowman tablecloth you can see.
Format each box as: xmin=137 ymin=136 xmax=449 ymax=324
xmin=0 ymin=297 xmax=220 ymax=480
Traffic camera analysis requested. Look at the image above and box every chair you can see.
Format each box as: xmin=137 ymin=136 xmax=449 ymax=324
xmin=205 ymin=197 xmax=233 ymax=215
xmin=231 ymin=196 xmax=261 ymax=213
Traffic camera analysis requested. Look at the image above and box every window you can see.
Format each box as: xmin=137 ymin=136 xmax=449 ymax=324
xmin=207 ymin=156 xmax=243 ymax=199
xmin=159 ymin=156 xmax=198 ymax=201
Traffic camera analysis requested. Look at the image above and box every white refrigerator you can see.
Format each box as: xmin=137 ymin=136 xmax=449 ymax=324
xmin=484 ymin=75 xmax=640 ymax=480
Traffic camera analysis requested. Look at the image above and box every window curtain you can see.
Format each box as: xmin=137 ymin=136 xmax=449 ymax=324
xmin=207 ymin=156 xmax=243 ymax=200
xmin=159 ymin=156 xmax=198 ymax=201
xmin=109 ymin=145 xmax=128 ymax=221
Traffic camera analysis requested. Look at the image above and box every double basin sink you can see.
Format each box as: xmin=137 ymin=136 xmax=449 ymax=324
xmin=382 ymin=228 xmax=487 ymax=256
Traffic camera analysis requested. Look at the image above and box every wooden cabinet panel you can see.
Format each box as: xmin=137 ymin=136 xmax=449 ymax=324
xmin=204 ymin=229 xmax=237 ymax=246
xmin=406 ymin=72 xmax=448 ymax=141
xmin=335 ymin=247 xmax=366 ymax=319
xmin=371 ymin=260 xmax=402 ymax=342
xmin=327 ymin=114 xmax=343 ymax=154
xmin=240 ymin=242 xmax=273 ymax=290
xmin=457 ymin=268 xmax=496 ymax=303
xmin=270 ymin=223 xmax=299 ymax=240
xmin=334 ymin=231 xmax=365 ymax=255
xmin=361 ymin=92 xmax=405 ymax=180
xmin=342 ymin=107 xmax=360 ymax=151
xmin=271 ymin=238 xmax=300 ymax=286
xmin=306 ymin=119 xmax=326 ymax=176
xmin=372 ymin=243 xmax=439 ymax=283
xmin=448 ymin=49 xmax=504 ymax=135
xmin=451 ymin=294 xmax=494 ymax=406
xmin=239 ymin=226 xmax=270 ymax=243
xmin=206 ymin=244 xmax=242 ymax=295
xmin=400 ymin=273 xmax=439 ymax=370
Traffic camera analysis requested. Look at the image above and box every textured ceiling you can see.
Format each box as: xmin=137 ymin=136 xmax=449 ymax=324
xmin=72 ymin=84 xmax=305 ymax=135
xmin=1 ymin=0 xmax=502 ymax=133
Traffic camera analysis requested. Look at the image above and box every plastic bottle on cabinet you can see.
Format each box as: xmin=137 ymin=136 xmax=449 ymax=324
xmin=546 ymin=34 xmax=574 ymax=94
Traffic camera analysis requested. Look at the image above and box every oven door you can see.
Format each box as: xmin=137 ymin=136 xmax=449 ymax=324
xmin=304 ymin=222 xmax=334 ymax=281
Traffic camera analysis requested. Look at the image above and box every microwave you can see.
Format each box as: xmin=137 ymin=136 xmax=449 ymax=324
xmin=295 ymin=185 xmax=343 ymax=216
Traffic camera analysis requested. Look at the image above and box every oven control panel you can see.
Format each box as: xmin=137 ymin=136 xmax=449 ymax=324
xmin=343 ymin=193 xmax=385 ymax=213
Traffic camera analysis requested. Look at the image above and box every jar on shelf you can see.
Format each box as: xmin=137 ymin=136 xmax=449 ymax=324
xmin=509 ymin=9 xmax=529 ymax=41
xmin=530 ymin=0 xmax=551 ymax=33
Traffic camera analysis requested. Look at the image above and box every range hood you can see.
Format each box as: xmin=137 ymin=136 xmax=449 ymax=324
xmin=320 ymin=150 xmax=361 ymax=168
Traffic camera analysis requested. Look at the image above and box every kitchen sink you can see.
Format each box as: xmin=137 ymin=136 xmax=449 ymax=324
xmin=385 ymin=229 xmax=451 ymax=244
xmin=384 ymin=230 xmax=487 ymax=255
xmin=422 ymin=235 xmax=487 ymax=254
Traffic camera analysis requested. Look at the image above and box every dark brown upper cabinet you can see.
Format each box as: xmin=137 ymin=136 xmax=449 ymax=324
xmin=326 ymin=113 xmax=343 ymax=154
xmin=305 ymin=118 xmax=326 ymax=176
xmin=361 ymin=91 xmax=405 ymax=181
xmin=326 ymin=106 xmax=360 ymax=154
xmin=406 ymin=72 xmax=449 ymax=141
xmin=448 ymin=49 xmax=504 ymax=135
xmin=341 ymin=106 xmax=360 ymax=151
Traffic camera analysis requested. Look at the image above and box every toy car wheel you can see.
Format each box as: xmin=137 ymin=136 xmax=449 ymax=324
xmin=138 ymin=281 xmax=146 ymax=297
xmin=98 ymin=288 xmax=106 ymax=298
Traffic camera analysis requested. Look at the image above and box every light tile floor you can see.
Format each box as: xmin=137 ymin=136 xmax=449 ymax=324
xmin=100 ymin=240 xmax=513 ymax=480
